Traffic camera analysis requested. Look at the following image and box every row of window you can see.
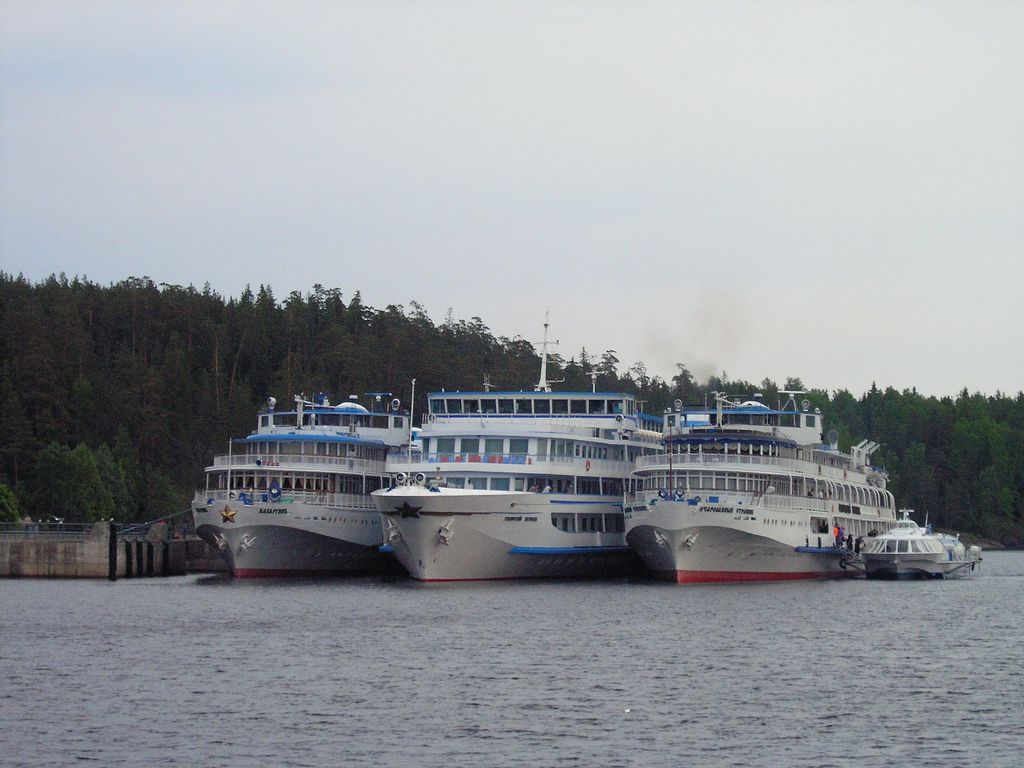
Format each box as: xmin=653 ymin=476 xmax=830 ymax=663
xmin=260 ymin=413 xmax=403 ymax=430
xmin=437 ymin=476 xmax=624 ymax=495
xmin=424 ymin=437 xmax=624 ymax=461
xmin=429 ymin=397 xmax=633 ymax=416
xmin=551 ymin=512 xmax=625 ymax=533
xmin=244 ymin=441 xmax=387 ymax=460
xmin=638 ymin=470 xmax=893 ymax=509
xmin=213 ymin=471 xmax=387 ymax=495
xmin=865 ymin=538 xmax=943 ymax=555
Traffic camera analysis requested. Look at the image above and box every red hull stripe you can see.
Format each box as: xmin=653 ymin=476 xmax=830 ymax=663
xmin=233 ymin=568 xmax=350 ymax=578
xmin=662 ymin=569 xmax=841 ymax=584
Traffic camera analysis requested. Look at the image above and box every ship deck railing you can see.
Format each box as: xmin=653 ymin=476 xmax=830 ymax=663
xmin=200 ymin=489 xmax=376 ymax=510
xmin=211 ymin=454 xmax=387 ymax=473
xmin=635 ymin=451 xmax=863 ymax=483
xmin=397 ymin=452 xmax=632 ymax=474
xmin=624 ymin=490 xmax=894 ymax=519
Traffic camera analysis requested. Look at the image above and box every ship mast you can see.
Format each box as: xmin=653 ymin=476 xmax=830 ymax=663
xmin=533 ymin=311 xmax=560 ymax=392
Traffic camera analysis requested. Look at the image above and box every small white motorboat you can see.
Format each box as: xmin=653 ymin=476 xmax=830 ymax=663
xmin=860 ymin=510 xmax=981 ymax=579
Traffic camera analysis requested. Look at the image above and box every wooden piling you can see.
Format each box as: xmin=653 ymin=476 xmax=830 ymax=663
xmin=108 ymin=523 xmax=118 ymax=581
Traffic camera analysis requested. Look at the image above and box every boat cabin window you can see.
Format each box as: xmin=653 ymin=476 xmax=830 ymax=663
xmin=436 ymin=438 xmax=455 ymax=453
xmin=608 ymin=399 xmax=623 ymax=414
xmin=515 ymin=398 xmax=533 ymax=414
xmin=461 ymin=438 xmax=480 ymax=454
xmin=535 ymin=399 xmax=551 ymax=414
xmin=805 ymin=414 xmax=816 ymax=427
xmin=498 ymin=399 xmax=514 ymax=414
xmin=490 ymin=477 xmax=510 ymax=491
xmin=484 ymin=438 xmax=503 ymax=455
xmin=447 ymin=399 xmax=462 ymax=414
xmin=810 ymin=516 xmax=829 ymax=534
xmin=480 ymin=399 xmax=497 ymax=414
xmin=464 ymin=399 xmax=480 ymax=413
xmin=885 ymin=540 xmax=897 ymax=553
xmin=552 ymin=399 xmax=568 ymax=414
xmin=509 ymin=438 xmax=529 ymax=456
xmin=468 ymin=478 xmax=487 ymax=490
xmin=429 ymin=399 xmax=445 ymax=414
xmin=571 ymin=399 xmax=586 ymax=414
xmin=589 ymin=399 xmax=606 ymax=414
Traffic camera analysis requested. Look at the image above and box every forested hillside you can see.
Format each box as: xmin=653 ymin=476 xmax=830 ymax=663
xmin=1 ymin=273 xmax=1021 ymax=544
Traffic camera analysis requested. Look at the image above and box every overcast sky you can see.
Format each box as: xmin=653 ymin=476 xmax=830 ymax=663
xmin=2 ymin=1 xmax=1021 ymax=397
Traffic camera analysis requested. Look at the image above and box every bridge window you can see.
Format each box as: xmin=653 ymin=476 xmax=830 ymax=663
xmin=515 ymin=398 xmax=533 ymax=414
xmin=480 ymin=399 xmax=497 ymax=414
xmin=552 ymin=399 xmax=568 ymax=414
xmin=498 ymin=399 xmax=514 ymax=414
xmin=464 ymin=399 xmax=480 ymax=413
xmin=447 ymin=399 xmax=462 ymax=414
xmin=429 ymin=399 xmax=445 ymax=414
xmin=589 ymin=399 xmax=606 ymax=414
xmin=571 ymin=399 xmax=586 ymax=414
xmin=535 ymin=399 xmax=551 ymax=414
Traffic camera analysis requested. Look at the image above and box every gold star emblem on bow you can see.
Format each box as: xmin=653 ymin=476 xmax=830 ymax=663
xmin=221 ymin=506 xmax=236 ymax=523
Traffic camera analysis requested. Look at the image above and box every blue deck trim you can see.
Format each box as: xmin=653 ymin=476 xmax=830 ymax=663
xmin=793 ymin=546 xmax=848 ymax=555
xmin=508 ymin=545 xmax=632 ymax=555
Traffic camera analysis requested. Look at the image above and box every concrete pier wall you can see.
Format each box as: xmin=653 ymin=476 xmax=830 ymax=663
xmin=0 ymin=522 xmax=228 ymax=578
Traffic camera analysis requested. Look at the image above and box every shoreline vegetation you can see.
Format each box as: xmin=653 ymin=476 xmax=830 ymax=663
xmin=1 ymin=273 xmax=1021 ymax=546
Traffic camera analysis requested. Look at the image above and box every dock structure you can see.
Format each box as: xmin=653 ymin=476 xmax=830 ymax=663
xmin=0 ymin=518 xmax=227 ymax=578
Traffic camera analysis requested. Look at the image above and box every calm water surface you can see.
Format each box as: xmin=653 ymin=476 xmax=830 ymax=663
xmin=1 ymin=553 xmax=1022 ymax=767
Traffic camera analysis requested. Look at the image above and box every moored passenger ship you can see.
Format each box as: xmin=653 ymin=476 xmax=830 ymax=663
xmin=192 ymin=393 xmax=409 ymax=576
xmin=625 ymin=393 xmax=897 ymax=583
xmin=372 ymin=346 xmax=662 ymax=581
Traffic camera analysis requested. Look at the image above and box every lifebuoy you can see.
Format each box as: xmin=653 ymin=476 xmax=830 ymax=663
xmin=269 ymin=481 xmax=282 ymax=502
xmin=427 ymin=414 xmax=436 ymax=423
xmin=585 ymin=459 xmax=591 ymax=471
xmin=674 ymin=490 xmax=684 ymax=502
xmin=658 ymin=489 xmax=668 ymax=500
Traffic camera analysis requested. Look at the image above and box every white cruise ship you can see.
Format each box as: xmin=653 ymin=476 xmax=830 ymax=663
xmin=372 ymin=343 xmax=662 ymax=581
xmin=192 ymin=393 xmax=410 ymax=577
xmin=624 ymin=392 xmax=898 ymax=583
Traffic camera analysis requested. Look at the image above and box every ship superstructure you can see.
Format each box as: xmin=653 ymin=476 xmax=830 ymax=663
xmin=624 ymin=392 xmax=897 ymax=583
